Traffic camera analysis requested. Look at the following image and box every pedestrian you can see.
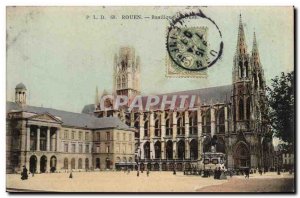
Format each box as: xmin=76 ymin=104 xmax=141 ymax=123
xmin=173 ymin=168 xmax=176 ymax=175
xmin=137 ymin=171 xmax=139 ymax=177
xmin=245 ymin=168 xmax=249 ymax=179
xmin=214 ymin=168 xmax=217 ymax=179
xmin=69 ymin=171 xmax=73 ymax=179
xmin=147 ymin=169 xmax=149 ymax=177
xmin=277 ymin=169 xmax=281 ymax=175
xmin=21 ymin=165 xmax=28 ymax=180
xmin=217 ymin=167 xmax=222 ymax=179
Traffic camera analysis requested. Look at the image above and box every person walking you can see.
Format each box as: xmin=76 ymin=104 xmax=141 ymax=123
xmin=21 ymin=165 xmax=28 ymax=180
xmin=214 ymin=168 xmax=217 ymax=179
xmin=147 ymin=169 xmax=150 ymax=177
xmin=69 ymin=171 xmax=73 ymax=179
xmin=245 ymin=168 xmax=250 ymax=179
xmin=229 ymin=169 xmax=233 ymax=178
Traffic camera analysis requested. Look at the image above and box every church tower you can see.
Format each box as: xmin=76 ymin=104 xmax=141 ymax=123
xmin=113 ymin=47 xmax=141 ymax=101
xmin=232 ymin=15 xmax=253 ymax=132
xmin=250 ymin=32 xmax=268 ymax=133
xmin=15 ymin=83 xmax=27 ymax=105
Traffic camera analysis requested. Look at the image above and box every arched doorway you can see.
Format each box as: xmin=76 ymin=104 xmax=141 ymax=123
xmin=177 ymin=140 xmax=185 ymax=159
xmin=190 ymin=139 xmax=198 ymax=160
xmin=78 ymin=158 xmax=82 ymax=169
xmin=96 ymin=158 xmax=100 ymax=169
xmin=154 ymin=141 xmax=161 ymax=159
xmin=106 ymin=158 xmax=111 ymax=169
xmin=29 ymin=155 xmax=37 ymax=173
xmin=144 ymin=141 xmax=150 ymax=159
xmin=50 ymin=156 xmax=57 ymax=172
xmin=234 ymin=142 xmax=250 ymax=169
xmin=40 ymin=155 xmax=47 ymax=173
xmin=154 ymin=163 xmax=159 ymax=171
xmin=64 ymin=158 xmax=68 ymax=169
xmin=85 ymin=158 xmax=89 ymax=170
xmin=166 ymin=140 xmax=173 ymax=159
xmin=71 ymin=158 xmax=75 ymax=169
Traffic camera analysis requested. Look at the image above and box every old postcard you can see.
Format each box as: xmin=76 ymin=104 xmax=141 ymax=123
xmin=6 ymin=6 xmax=295 ymax=193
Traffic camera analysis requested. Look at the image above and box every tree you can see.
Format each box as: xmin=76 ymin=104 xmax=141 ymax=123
xmin=267 ymin=71 xmax=294 ymax=146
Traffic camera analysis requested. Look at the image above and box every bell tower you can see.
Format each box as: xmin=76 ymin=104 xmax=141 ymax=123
xmin=232 ymin=15 xmax=253 ymax=132
xmin=113 ymin=47 xmax=141 ymax=101
xmin=250 ymin=32 xmax=268 ymax=133
xmin=15 ymin=83 xmax=27 ymax=105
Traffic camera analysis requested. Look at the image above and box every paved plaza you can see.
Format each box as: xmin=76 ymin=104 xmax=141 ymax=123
xmin=6 ymin=171 xmax=294 ymax=192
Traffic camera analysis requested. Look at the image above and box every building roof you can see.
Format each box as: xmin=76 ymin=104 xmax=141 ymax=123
xmin=83 ymin=84 xmax=232 ymax=113
xmin=15 ymin=83 xmax=26 ymax=90
xmin=166 ymin=84 xmax=232 ymax=104
xmin=6 ymin=101 xmax=131 ymax=130
xmin=82 ymin=104 xmax=95 ymax=114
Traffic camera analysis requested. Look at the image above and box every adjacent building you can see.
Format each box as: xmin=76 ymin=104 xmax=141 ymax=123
xmin=6 ymin=83 xmax=135 ymax=173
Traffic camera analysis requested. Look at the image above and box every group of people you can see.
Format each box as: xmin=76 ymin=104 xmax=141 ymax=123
xmin=213 ymin=167 xmax=223 ymax=179
xmin=136 ymin=169 xmax=150 ymax=177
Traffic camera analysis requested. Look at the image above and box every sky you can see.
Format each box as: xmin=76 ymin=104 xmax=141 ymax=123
xmin=6 ymin=6 xmax=294 ymax=113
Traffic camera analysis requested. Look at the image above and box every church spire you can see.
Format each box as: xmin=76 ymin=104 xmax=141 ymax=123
xmin=95 ymin=86 xmax=99 ymax=107
xmin=252 ymin=31 xmax=260 ymax=62
xmin=236 ymin=14 xmax=247 ymax=55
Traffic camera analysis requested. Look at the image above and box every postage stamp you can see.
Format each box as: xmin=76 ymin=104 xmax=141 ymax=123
xmin=166 ymin=10 xmax=223 ymax=78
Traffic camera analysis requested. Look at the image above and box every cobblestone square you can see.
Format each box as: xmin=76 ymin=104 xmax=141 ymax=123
xmin=6 ymin=171 xmax=294 ymax=192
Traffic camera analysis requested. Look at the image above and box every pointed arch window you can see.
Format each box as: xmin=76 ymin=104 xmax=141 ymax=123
xmin=217 ymin=108 xmax=225 ymax=133
xmin=177 ymin=116 xmax=184 ymax=135
xmin=239 ymin=61 xmax=243 ymax=78
xmin=121 ymin=75 xmax=126 ymax=88
xmin=246 ymin=97 xmax=251 ymax=120
xmin=239 ymin=98 xmax=244 ymax=120
xmin=166 ymin=118 xmax=173 ymax=136
xmin=259 ymin=74 xmax=263 ymax=90
xmin=117 ymin=77 xmax=121 ymax=89
xmin=189 ymin=111 xmax=198 ymax=135
xmin=244 ymin=61 xmax=248 ymax=77
xmin=202 ymin=109 xmax=211 ymax=134
xmin=154 ymin=119 xmax=161 ymax=137
xmin=144 ymin=120 xmax=149 ymax=137
xmin=253 ymin=73 xmax=258 ymax=89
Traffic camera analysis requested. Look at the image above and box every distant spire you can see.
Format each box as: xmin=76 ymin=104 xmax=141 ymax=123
xmin=236 ymin=14 xmax=247 ymax=55
xmin=95 ymin=86 xmax=99 ymax=106
xmin=102 ymin=89 xmax=109 ymax=96
xmin=252 ymin=31 xmax=260 ymax=58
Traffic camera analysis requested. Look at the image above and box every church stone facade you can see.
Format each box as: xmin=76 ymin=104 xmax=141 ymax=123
xmin=88 ymin=16 xmax=274 ymax=171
